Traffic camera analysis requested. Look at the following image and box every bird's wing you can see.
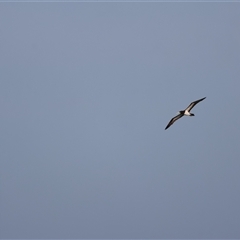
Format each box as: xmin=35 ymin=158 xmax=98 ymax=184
xmin=185 ymin=97 xmax=206 ymax=112
xmin=165 ymin=113 xmax=184 ymax=130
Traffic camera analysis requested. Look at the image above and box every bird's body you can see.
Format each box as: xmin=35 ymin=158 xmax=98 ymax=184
xmin=182 ymin=110 xmax=192 ymax=116
xmin=165 ymin=97 xmax=206 ymax=130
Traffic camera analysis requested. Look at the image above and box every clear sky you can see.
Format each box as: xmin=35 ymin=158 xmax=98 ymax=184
xmin=1 ymin=2 xmax=240 ymax=239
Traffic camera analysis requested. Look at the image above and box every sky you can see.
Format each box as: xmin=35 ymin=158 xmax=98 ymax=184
xmin=1 ymin=2 xmax=240 ymax=239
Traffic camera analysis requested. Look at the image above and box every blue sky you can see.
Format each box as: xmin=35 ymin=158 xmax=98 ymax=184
xmin=1 ymin=3 xmax=240 ymax=239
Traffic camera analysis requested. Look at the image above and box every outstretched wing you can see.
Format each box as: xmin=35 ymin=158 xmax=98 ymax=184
xmin=165 ymin=113 xmax=184 ymax=130
xmin=185 ymin=97 xmax=206 ymax=112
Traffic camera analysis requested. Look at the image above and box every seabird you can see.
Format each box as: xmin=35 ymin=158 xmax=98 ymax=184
xmin=165 ymin=97 xmax=206 ymax=130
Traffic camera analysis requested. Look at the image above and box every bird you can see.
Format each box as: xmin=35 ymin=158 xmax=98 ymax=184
xmin=165 ymin=97 xmax=206 ymax=130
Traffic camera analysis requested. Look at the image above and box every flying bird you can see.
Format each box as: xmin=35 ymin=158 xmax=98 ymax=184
xmin=165 ymin=97 xmax=206 ymax=130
